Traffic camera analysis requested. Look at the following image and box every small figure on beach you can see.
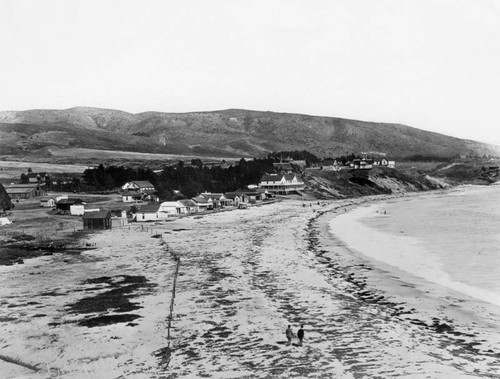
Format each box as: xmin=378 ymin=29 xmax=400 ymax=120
xmin=285 ymin=325 xmax=295 ymax=345
xmin=297 ymin=324 xmax=305 ymax=346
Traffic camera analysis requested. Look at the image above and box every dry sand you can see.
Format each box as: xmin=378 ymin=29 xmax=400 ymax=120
xmin=1 ymin=197 xmax=499 ymax=378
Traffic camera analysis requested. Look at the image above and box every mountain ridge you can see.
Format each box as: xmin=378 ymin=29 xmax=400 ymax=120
xmin=0 ymin=107 xmax=498 ymax=160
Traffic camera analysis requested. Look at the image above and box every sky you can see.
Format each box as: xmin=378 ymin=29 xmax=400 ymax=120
xmin=1 ymin=0 xmax=500 ymax=144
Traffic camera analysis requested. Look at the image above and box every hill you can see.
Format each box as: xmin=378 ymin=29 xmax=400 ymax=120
xmin=1 ymin=107 xmax=499 ymax=162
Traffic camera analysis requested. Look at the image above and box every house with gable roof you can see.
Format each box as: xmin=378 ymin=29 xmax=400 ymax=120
xmin=224 ymin=192 xmax=242 ymax=207
xmin=110 ymin=209 xmax=128 ymax=227
xmin=200 ymin=192 xmax=230 ymax=208
xmin=259 ymin=173 xmax=305 ymax=195
xmin=121 ymin=180 xmax=155 ymax=192
xmin=83 ymin=210 xmax=112 ymax=230
xmin=27 ymin=172 xmax=50 ymax=184
xmin=159 ymin=200 xmax=191 ymax=217
xmin=6 ymin=183 xmax=47 ymax=200
xmin=122 ymin=190 xmax=143 ymax=203
xmin=132 ymin=203 xmax=162 ymax=222
xmin=40 ymin=197 xmax=56 ymax=208
xmin=191 ymin=196 xmax=213 ymax=212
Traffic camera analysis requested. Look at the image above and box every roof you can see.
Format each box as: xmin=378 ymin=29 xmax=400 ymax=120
xmin=192 ymin=196 xmax=210 ymax=204
xmin=261 ymin=174 xmax=284 ymax=182
xmin=224 ymin=193 xmax=241 ymax=200
xmin=136 ymin=204 xmax=160 ymax=213
xmin=179 ymin=199 xmax=197 ymax=206
xmin=133 ymin=181 xmax=155 ymax=188
xmin=83 ymin=210 xmax=111 ymax=219
xmin=27 ymin=172 xmax=48 ymax=178
xmin=40 ymin=197 xmax=55 ymax=202
xmin=201 ymin=193 xmax=225 ymax=200
xmin=57 ymin=198 xmax=83 ymax=205
xmin=8 ymin=183 xmax=44 ymax=189
xmin=6 ymin=187 xmax=37 ymax=194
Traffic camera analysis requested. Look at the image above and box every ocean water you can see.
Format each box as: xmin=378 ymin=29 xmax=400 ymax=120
xmin=329 ymin=185 xmax=500 ymax=314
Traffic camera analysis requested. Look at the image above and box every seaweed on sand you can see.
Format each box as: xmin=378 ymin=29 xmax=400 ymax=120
xmin=67 ymin=275 xmax=157 ymax=327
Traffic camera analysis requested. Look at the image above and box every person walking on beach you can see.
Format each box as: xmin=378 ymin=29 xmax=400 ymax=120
xmin=297 ymin=325 xmax=305 ymax=346
xmin=285 ymin=325 xmax=294 ymax=345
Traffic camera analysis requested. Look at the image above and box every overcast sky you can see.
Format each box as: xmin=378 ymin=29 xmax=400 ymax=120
xmin=1 ymin=0 xmax=500 ymax=144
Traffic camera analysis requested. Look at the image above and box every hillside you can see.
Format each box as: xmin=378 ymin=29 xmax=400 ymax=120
xmin=1 ymin=107 xmax=499 ymax=162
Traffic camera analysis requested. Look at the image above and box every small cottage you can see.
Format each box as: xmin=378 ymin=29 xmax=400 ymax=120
xmin=178 ymin=199 xmax=197 ymax=213
xmin=56 ymin=198 xmax=84 ymax=215
xmin=110 ymin=209 xmax=128 ymax=227
xmin=40 ymin=197 xmax=56 ymax=208
xmin=132 ymin=204 xmax=161 ymax=222
xmin=224 ymin=193 xmax=242 ymax=207
xmin=122 ymin=190 xmax=143 ymax=203
xmin=191 ymin=196 xmax=213 ymax=212
xmin=159 ymin=201 xmax=190 ymax=217
xmin=83 ymin=210 xmax=112 ymax=230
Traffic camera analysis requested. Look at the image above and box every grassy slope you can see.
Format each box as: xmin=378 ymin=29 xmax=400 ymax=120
xmin=1 ymin=108 xmax=499 ymax=159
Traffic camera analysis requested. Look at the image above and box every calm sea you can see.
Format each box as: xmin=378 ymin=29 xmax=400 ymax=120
xmin=329 ymin=184 xmax=500 ymax=311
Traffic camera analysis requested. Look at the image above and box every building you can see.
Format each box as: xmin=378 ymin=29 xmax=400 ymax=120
xmin=121 ymin=181 xmax=155 ymax=193
xmin=259 ymin=174 xmax=305 ymax=195
xmin=83 ymin=210 xmax=112 ymax=230
xmin=224 ymin=193 xmax=242 ymax=207
xmin=39 ymin=197 xmax=56 ymax=208
xmin=122 ymin=190 xmax=143 ymax=203
xmin=351 ymin=158 xmax=374 ymax=170
xmin=6 ymin=183 xmax=47 ymax=200
xmin=132 ymin=203 xmax=161 ymax=222
xmin=110 ymin=209 xmax=128 ymax=227
xmin=373 ymin=158 xmax=396 ymax=168
xmin=70 ymin=204 xmax=100 ymax=216
xmin=178 ymin=199 xmax=197 ymax=213
xmin=56 ymin=198 xmax=84 ymax=214
xmin=191 ymin=196 xmax=213 ymax=212
xmin=159 ymin=201 xmax=190 ymax=217
xmin=27 ymin=172 xmax=50 ymax=184
xmin=200 ymin=192 xmax=230 ymax=208
xmin=321 ymin=159 xmax=342 ymax=171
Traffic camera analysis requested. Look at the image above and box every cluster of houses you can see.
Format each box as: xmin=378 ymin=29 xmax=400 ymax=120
xmin=29 ymin=173 xmax=304 ymax=231
xmin=320 ymin=157 xmax=396 ymax=171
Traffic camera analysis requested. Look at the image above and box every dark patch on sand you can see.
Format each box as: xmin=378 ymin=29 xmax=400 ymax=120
xmin=67 ymin=275 xmax=156 ymax=327
xmin=78 ymin=314 xmax=141 ymax=327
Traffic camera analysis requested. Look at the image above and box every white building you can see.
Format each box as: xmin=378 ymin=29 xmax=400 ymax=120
xmin=259 ymin=173 xmax=305 ymax=195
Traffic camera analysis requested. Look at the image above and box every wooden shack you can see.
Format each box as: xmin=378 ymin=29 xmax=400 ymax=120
xmin=82 ymin=210 xmax=112 ymax=231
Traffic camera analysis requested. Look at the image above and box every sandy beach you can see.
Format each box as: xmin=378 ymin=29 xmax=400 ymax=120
xmin=1 ymin=196 xmax=499 ymax=378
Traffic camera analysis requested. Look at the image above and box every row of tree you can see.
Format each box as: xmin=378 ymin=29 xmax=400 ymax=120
xmin=81 ymin=150 xmax=323 ymax=199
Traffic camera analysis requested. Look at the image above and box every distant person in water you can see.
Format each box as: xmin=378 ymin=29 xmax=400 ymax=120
xmin=297 ymin=325 xmax=305 ymax=346
xmin=286 ymin=325 xmax=294 ymax=345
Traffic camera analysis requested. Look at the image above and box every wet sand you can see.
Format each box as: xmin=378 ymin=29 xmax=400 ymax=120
xmin=1 ymin=197 xmax=499 ymax=378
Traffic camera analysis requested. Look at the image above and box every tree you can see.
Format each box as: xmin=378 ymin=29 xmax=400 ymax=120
xmin=20 ymin=173 xmax=29 ymax=183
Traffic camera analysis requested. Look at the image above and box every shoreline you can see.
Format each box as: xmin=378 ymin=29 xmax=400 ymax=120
xmin=313 ymin=187 xmax=500 ymax=354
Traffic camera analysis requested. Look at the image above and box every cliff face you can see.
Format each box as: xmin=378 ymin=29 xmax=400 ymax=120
xmin=0 ymin=184 xmax=12 ymax=211
xmin=302 ymin=167 xmax=448 ymax=199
